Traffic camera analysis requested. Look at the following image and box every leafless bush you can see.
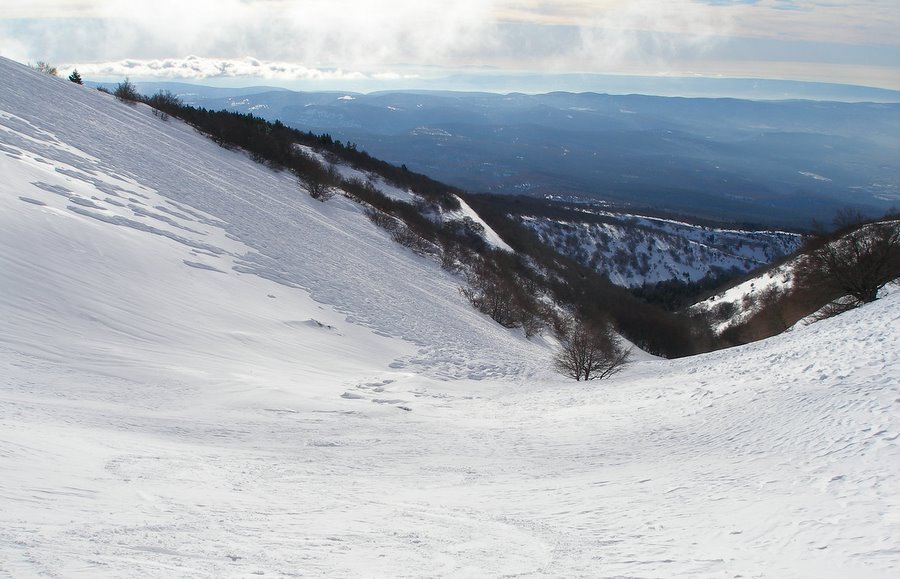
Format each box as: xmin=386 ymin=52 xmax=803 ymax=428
xmin=459 ymin=256 xmax=548 ymax=336
xmin=710 ymin=301 xmax=737 ymax=324
xmin=296 ymin=153 xmax=339 ymax=201
xmin=146 ymin=90 xmax=181 ymax=121
xmin=460 ymin=259 xmax=522 ymax=329
xmin=553 ymin=318 xmax=632 ymax=381
xmin=114 ymin=78 xmax=141 ymax=104
xmin=365 ymin=207 xmax=400 ymax=231
xmin=31 ymin=61 xmax=58 ymax=76
xmin=439 ymin=240 xmax=465 ymax=272
xmin=391 ymin=226 xmax=436 ymax=256
xmin=796 ymin=221 xmax=900 ymax=305
xmin=741 ymin=293 xmax=757 ymax=311
xmin=365 ymin=208 xmax=435 ymax=256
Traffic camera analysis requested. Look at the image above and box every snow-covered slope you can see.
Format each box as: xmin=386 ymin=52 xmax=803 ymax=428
xmin=522 ymin=211 xmax=802 ymax=287
xmin=0 ymin=60 xmax=544 ymax=383
xmin=445 ymin=194 xmax=514 ymax=252
xmin=693 ymin=260 xmax=798 ymax=333
xmin=2 ymin=58 xmax=899 ymax=578
xmin=693 ymin=221 xmax=899 ymax=335
xmin=294 ymin=144 xmax=512 ymax=251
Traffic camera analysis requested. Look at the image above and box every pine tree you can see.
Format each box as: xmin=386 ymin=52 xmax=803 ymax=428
xmin=68 ymin=69 xmax=83 ymax=85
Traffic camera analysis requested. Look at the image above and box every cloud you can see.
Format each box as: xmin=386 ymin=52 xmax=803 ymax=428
xmin=713 ymin=0 xmax=900 ymax=43
xmin=2 ymin=0 xmax=897 ymax=89
xmin=574 ymin=0 xmax=733 ymax=70
xmin=73 ymin=56 xmax=416 ymax=83
xmin=4 ymin=0 xmax=733 ymax=71
xmin=18 ymin=0 xmax=499 ymax=68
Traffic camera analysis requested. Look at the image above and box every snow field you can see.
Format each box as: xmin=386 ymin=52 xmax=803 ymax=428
xmin=1 ymin=57 xmax=899 ymax=577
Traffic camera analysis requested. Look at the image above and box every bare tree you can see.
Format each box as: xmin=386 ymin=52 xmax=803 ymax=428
xmin=459 ymin=255 xmax=548 ymax=336
xmin=832 ymin=206 xmax=866 ymax=231
xmin=32 ymin=61 xmax=58 ymax=76
xmin=796 ymin=220 xmax=900 ymax=307
xmin=554 ymin=318 xmax=632 ymax=381
xmin=460 ymin=258 xmax=519 ymax=328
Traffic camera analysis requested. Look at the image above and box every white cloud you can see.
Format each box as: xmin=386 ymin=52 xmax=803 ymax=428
xmin=69 ymin=0 xmax=498 ymax=68
xmin=574 ymin=0 xmax=733 ymax=70
xmin=73 ymin=56 xmax=418 ymax=82
xmin=2 ymin=0 xmax=897 ymax=89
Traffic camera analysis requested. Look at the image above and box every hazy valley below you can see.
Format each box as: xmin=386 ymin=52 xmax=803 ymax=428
xmin=119 ymin=83 xmax=900 ymax=229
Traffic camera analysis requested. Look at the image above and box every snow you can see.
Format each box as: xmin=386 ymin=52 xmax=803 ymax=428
xmin=694 ymin=261 xmax=797 ymax=333
xmin=695 ymin=221 xmax=898 ymax=334
xmin=294 ymin=143 xmax=418 ymax=203
xmin=2 ymin=57 xmax=900 ymax=577
xmin=446 ymin=194 xmax=515 ymax=252
xmin=522 ymin=211 xmax=802 ymax=287
xmin=293 ymin=144 xmax=512 ymax=251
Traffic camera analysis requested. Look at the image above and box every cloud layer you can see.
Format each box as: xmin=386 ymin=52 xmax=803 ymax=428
xmin=74 ymin=56 xmax=415 ymax=83
xmin=2 ymin=0 xmax=898 ymax=89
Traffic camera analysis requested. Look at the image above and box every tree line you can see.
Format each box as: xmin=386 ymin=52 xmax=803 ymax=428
xmin=95 ymin=74 xmax=900 ymax=371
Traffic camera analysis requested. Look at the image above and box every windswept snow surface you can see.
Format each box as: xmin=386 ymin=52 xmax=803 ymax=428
xmin=2 ymin=58 xmax=899 ymax=577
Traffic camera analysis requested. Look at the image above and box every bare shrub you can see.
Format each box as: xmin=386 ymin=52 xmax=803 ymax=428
xmin=439 ymin=240 xmax=466 ymax=272
xmin=146 ymin=90 xmax=182 ymax=121
xmin=805 ymin=297 xmax=860 ymax=323
xmin=31 ymin=61 xmax=58 ymax=76
xmin=553 ymin=318 xmax=632 ymax=381
xmin=796 ymin=221 xmax=900 ymax=306
xmin=365 ymin=207 xmax=400 ymax=231
xmin=741 ymin=292 xmax=757 ymax=311
xmin=460 ymin=258 xmax=520 ymax=328
xmin=114 ymin=78 xmax=141 ymax=104
xmin=391 ymin=226 xmax=436 ymax=256
xmin=365 ymin=208 xmax=434 ymax=255
xmin=711 ymin=301 xmax=737 ymax=324
xmin=459 ymin=255 xmax=548 ymax=336
xmin=832 ymin=207 xmax=866 ymax=231
xmin=296 ymin=153 xmax=339 ymax=201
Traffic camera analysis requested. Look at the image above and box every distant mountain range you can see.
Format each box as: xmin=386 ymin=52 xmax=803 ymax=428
xmin=96 ymin=74 xmax=900 ymax=103
xmin=100 ymin=80 xmax=900 ymax=229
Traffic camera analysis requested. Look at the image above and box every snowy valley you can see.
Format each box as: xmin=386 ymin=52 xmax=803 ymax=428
xmin=2 ymin=57 xmax=899 ymax=578
xmin=520 ymin=209 xmax=803 ymax=287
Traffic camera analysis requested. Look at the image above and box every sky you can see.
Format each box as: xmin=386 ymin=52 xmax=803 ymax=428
xmin=2 ymin=0 xmax=899 ymax=93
